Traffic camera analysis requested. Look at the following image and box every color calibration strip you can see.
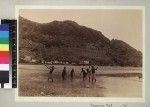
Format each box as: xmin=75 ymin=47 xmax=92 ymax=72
xmin=0 ymin=24 xmax=9 ymax=88
xmin=1 ymin=19 xmax=17 ymax=88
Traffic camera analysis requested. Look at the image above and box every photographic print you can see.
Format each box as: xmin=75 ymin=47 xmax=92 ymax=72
xmin=17 ymin=6 xmax=144 ymax=100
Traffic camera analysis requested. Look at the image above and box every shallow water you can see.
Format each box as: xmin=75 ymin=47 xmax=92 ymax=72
xmin=19 ymin=64 xmax=142 ymax=97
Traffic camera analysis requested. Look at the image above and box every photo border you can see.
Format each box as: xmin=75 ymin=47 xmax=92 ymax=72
xmin=15 ymin=5 xmax=145 ymax=102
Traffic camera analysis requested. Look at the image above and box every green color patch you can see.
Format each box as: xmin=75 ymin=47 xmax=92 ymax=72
xmin=0 ymin=38 xmax=9 ymax=44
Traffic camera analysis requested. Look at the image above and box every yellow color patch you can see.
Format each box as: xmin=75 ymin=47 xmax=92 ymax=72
xmin=0 ymin=44 xmax=9 ymax=51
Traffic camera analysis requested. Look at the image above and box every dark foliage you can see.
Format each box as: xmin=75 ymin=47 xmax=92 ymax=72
xmin=19 ymin=16 xmax=142 ymax=66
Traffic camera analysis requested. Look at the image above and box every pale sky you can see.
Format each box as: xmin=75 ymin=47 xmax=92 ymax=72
xmin=19 ymin=9 xmax=143 ymax=51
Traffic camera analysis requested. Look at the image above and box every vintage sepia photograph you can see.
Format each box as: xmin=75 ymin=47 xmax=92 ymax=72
xmin=17 ymin=7 xmax=144 ymax=99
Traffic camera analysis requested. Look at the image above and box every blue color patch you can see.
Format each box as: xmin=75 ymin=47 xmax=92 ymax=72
xmin=0 ymin=31 xmax=9 ymax=38
xmin=0 ymin=24 xmax=9 ymax=31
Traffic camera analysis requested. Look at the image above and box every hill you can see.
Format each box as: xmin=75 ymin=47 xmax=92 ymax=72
xmin=19 ymin=16 xmax=142 ymax=67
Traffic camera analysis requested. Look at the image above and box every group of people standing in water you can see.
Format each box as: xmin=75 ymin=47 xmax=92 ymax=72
xmin=46 ymin=65 xmax=98 ymax=83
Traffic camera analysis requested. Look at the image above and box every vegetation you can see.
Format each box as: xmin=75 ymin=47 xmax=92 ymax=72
xmin=19 ymin=16 xmax=142 ymax=67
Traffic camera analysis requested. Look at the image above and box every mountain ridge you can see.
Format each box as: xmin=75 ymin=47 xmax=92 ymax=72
xmin=19 ymin=16 xmax=142 ymax=67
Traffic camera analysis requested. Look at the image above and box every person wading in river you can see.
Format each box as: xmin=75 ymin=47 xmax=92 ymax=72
xmin=80 ymin=68 xmax=87 ymax=81
xmin=70 ymin=68 xmax=75 ymax=81
xmin=86 ymin=67 xmax=91 ymax=82
xmin=47 ymin=66 xmax=56 ymax=82
xmin=62 ymin=67 xmax=67 ymax=81
xmin=91 ymin=66 xmax=98 ymax=83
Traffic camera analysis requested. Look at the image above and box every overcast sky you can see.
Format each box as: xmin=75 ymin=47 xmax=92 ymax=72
xmin=19 ymin=9 xmax=143 ymax=51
